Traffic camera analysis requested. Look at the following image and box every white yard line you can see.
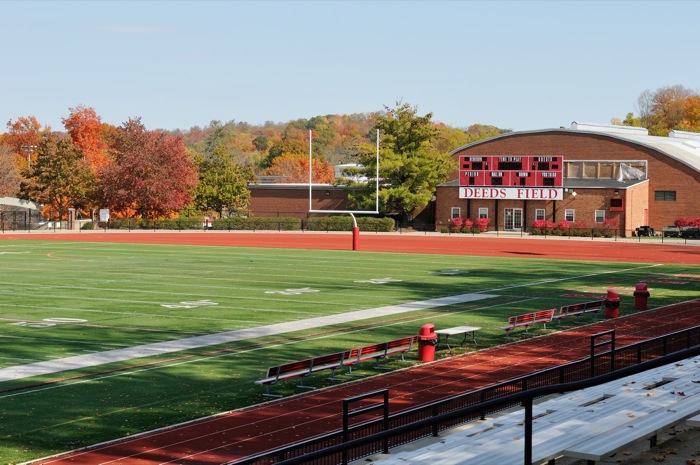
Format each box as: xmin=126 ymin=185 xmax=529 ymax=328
xmin=0 ymin=293 xmax=496 ymax=382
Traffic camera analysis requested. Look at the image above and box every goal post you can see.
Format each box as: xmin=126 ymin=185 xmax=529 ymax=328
xmin=308 ymin=129 xmax=380 ymax=250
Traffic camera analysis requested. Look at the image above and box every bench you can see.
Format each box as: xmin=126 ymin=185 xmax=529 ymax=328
xmin=344 ymin=336 xmax=417 ymax=372
xmin=435 ymin=326 xmax=481 ymax=353
xmin=256 ymin=336 xmax=417 ymax=396
xmin=688 ymin=413 xmax=700 ymax=427
xmin=553 ymin=300 xmax=605 ymax=325
xmin=563 ymin=392 xmax=700 ymax=464
xmin=255 ymin=350 xmax=351 ymax=397
xmin=500 ymin=308 xmax=555 ymax=338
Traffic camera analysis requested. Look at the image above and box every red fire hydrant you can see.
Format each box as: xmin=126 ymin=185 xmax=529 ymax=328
xmin=417 ymin=324 xmax=438 ymax=362
xmin=604 ymin=289 xmax=620 ymax=318
xmin=633 ymin=283 xmax=650 ymax=310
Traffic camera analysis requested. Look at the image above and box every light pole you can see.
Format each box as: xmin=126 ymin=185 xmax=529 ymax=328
xmin=21 ymin=145 xmax=36 ymax=169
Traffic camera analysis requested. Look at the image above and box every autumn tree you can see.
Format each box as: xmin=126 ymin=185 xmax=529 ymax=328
xmin=0 ymin=143 xmax=21 ymax=197
xmin=19 ymin=133 xmax=95 ymax=220
xmin=194 ymin=145 xmax=255 ymax=217
xmin=265 ymin=152 xmax=335 ymax=183
xmin=4 ymin=116 xmax=48 ymax=169
xmin=62 ymin=105 xmax=108 ymax=169
xmin=98 ymin=118 xmax=198 ymax=219
xmin=350 ymin=102 xmax=457 ymax=223
xmin=627 ymin=85 xmax=700 ymax=136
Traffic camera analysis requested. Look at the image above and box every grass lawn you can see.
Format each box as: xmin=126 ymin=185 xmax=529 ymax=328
xmin=0 ymin=240 xmax=698 ymax=464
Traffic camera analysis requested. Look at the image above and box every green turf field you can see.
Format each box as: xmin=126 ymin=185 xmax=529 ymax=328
xmin=1 ymin=240 xmax=699 ymax=464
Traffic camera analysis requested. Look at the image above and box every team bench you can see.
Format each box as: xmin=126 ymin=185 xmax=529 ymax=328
xmin=553 ymin=299 xmax=605 ymax=324
xmin=500 ymin=308 xmax=556 ymax=338
xmin=256 ymin=336 xmax=417 ymax=397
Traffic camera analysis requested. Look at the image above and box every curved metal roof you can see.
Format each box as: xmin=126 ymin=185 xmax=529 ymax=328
xmin=450 ymin=123 xmax=700 ymax=175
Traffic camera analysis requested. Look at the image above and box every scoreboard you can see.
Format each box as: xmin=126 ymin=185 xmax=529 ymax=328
xmin=459 ymin=155 xmax=564 ymax=200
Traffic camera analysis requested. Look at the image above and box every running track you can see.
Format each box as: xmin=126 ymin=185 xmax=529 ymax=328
xmin=3 ymin=232 xmax=699 ymax=465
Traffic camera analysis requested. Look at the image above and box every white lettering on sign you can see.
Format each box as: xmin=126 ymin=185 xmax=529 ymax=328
xmin=498 ymin=156 xmax=522 ymax=161
xmin=460 ymin=187 xmax=563 ymax=200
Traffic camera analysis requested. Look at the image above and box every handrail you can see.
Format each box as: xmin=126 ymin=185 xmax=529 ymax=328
xmin=233 ymin=324 xmax=700 ymax=465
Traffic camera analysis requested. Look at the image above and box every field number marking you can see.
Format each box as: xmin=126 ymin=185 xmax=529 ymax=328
xmin=161 ymin=300 xmax=219 ymax=309
xmin=10 ymin=321 xmax=56 ymax=328
xmin=265 ymin=287 xmax=320 ymax=295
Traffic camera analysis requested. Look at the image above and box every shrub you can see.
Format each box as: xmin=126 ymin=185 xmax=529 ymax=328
xmin=213 ymin=217 xmax=301 ymax=231
xmin=305 ymin=216 xmax=394 ymax=232
xmin=475 ymin=217 xmax=490 ymax=232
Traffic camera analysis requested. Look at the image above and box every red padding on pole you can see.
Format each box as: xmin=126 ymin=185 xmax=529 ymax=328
xmin=352 ymin=226 xmax=360 ymax=251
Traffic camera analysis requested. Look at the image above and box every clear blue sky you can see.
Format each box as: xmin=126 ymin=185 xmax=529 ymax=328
xmin=2 ymin=0 xmax=699 ymax=133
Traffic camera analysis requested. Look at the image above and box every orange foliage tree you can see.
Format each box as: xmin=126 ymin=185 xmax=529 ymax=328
xmin=4 ymin=116 xmax=47 ymax=169
xmin=265 ymin=153 xmax=335 ymax=183
xmin=62 ymin=105 xmax=108 ymax=170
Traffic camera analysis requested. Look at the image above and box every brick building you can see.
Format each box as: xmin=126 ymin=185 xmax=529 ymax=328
xmin=248 ymin=184 xmax=358 ymax=220
xmin=435 ymin=123 xmax=700 ymax=235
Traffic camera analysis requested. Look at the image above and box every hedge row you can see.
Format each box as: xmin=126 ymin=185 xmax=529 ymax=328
xmin=305 ymin=216 xmax=395 ymax=232
xmin=91 ymin=216 xmax=395 ymax=232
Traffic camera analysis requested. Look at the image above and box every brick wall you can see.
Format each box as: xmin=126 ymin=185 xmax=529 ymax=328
xmin=248 ymin=185 xmax=356 ymax=219
xmin=437 ymin=131 xmax=700 ymax=232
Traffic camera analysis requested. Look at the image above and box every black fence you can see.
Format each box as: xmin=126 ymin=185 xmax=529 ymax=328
xmin=233 ymin=324 xmax=700 ymax=465
xmin=4 ymin=217 xmax=700 ymax=245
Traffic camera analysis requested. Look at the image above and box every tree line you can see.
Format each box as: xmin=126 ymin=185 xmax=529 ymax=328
xmin=1 ymin=84 xmax=698 ymax=223
xmin=0 ymin=102 xmax=507 ymax=222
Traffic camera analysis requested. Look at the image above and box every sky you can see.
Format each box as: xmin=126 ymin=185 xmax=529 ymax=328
xmin=2 ymin=0 xmax=699 ymax=133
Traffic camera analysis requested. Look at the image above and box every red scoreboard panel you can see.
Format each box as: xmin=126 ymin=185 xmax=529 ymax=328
xmin=459 ymin=155 xmax=564 ymax=200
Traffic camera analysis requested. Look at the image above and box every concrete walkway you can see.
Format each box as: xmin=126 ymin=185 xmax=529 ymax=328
xmin=0 ymin=292 xmax=495 ymax=382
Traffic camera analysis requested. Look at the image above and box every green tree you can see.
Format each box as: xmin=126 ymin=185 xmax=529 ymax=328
xmin=194 ymin=145 xmax=255 ymax=217
xmin=350 ymin=102 xmax=456 ymax=223
xmin=19 ymin=133 xmax=95 ymax=220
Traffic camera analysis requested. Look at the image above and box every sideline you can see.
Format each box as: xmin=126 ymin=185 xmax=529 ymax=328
xmin=0 ymin=293 xmax=496 ymax=382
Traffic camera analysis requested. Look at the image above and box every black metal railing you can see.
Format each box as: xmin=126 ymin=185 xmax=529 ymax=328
xmin=233 ymin=325 xmax=700 ymax=465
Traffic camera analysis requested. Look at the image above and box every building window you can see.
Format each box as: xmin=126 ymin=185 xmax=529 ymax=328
xmin=594 ymin=210 xmax=605 ymax=223
xmin=610 ymin=198 xmax=624 ymax=212
xmin=655 ymin=190 xmax=677 ymax=201
xmin=478 ymin=208 xmax=488 ymax=219
xmin=451 ymin=207 xmax=461 ymax=219
xmin=565 ymin=209 xmax=575 ymax=222
xmin=535 ymin=209 xmax=546 ymax=221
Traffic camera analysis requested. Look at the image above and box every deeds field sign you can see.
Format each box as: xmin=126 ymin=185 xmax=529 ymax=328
xmin=459 ymin=155 xmax=564 ymax=200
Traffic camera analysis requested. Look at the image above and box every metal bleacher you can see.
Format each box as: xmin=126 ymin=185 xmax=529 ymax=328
xmin=370 ymin=355 xmax=700 ymax=465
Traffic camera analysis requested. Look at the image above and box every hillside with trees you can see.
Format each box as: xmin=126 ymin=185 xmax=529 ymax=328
xmin=0 ymin=102 xmax=509 ymax=223
xmin=9 ymin=83 xmax=699 ymax=225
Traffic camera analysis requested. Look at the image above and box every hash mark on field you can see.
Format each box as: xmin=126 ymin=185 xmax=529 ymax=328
xmin=265 ymin=287 xmax=320 ymax=295
xmin=354 ymin=278 xmax=402 ymax=284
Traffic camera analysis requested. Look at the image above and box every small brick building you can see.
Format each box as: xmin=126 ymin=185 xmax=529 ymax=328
xmin=435 ymin=123 xmax=700 ymax=235
xmin=248 ymin=184 xmax=358 ymax=220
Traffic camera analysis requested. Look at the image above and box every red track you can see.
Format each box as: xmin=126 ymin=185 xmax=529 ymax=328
xmin=4 ymin=232 xmax=698 ymax=464
xmin=4 ymin=231 xmax=700 ymax=264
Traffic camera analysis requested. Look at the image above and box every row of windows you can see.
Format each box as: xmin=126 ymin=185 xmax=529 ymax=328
xmin=451 ymin=207 xmax=489 ymax=219
xmin=451 ymin=207 xmax=606 ymax=223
